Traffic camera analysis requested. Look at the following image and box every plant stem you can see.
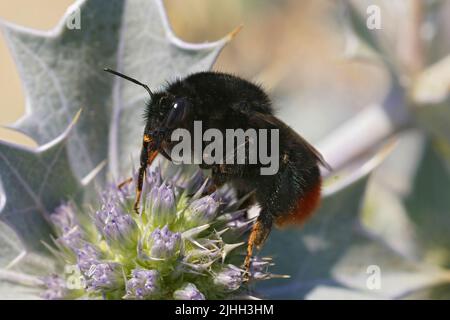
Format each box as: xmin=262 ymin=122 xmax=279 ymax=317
xmin=317 ymin=84 xmax=411 ymax=177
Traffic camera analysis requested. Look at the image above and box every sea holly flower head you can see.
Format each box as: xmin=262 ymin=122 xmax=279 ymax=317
xmin=39 ymin=165 xmax=275 ymax=299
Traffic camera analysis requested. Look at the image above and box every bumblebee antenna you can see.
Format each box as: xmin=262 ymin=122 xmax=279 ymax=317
xmin=103 ymin=68 xmax=153 ymax=98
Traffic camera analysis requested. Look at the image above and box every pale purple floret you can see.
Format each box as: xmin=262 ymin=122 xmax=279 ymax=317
xmin=85 ymin=262 xmax=123 ymax=291
xmin=249 ymin=257 xmax=273 ymax=280
xmin=76 ymin=243 xmax=100 ymax=274
xmin=103 ymin=214 xmax=137 ymax=243
xmin=225 ymin=216 xmax=254 ymax=238
xmin=124 ymin=269 xmax=160 ymax=299
xmin=171 ymin=169 xmax=205 ymax=194
xmin=173 ymin=283 xmax=205 ymax=300
xmin=146 ymin=183 xmax=176 ymax=225
xmin=95 ymin=197 xmax=138 ymax=249
xmin=145 ymin=168 xmax=163 ymax=188
xmin=149 ymin=225 xmax=182 ymax=259
xmin=216 ymin=185 xmax=237 ymax=208
xmin=58 ymin=228 xmax=84 ymax=250
xmin=76 ymin=243 xmax=123 ymax=291
xmin=213 ymin=265 xmax=243 ymax=292
xmin=41 ymin=275 xmax=67 ymax=300
xmin=50 ymin=204 xmax=78 ymax=231
xmin=50 ymin=204 xmax=83 ymax=249
xmin=99 ymin=186 xmax=127 ymax=210
xmin=187 ymin=192 xmax=220 ymax=224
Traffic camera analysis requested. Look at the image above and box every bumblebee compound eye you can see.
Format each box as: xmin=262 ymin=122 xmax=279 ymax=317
xmin=164 ymin=98 xmax=190 ymax=128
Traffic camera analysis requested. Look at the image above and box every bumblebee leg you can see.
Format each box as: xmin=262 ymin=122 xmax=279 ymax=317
xmin=117 ymin=177 xmax=132 ymax=189
xmin=158 ymin=148 xmax=172 ymax=162
xmin=134 ymin=135 xmax=152 ymax=214
xmin=206 ymin=183 xmax=217 ymax=195
xmin=134 ymin=167 xmax=145 ymax=213
xmin=134 ymin=148 xmax=159 ymax=214
xmin=243 ymin=213 xmax=273 ymax=282
xmin=151 ymin=129 xmax=172 ymax=161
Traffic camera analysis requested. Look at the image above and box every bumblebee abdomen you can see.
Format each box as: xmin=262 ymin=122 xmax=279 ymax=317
xmin=274 ymin=178 xmax=321 ymax=228
xmin=254 ymin=152 xmax=322 ymax=226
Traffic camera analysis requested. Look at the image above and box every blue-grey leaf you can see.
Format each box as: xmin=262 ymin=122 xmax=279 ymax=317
xmin=256 ymin=176 xmax=368 ymax=299
xmin=0 ymin=279 xmax=42 ymax=300
xmin=0 ymin=0 xmax=231 ymax=182
xmin=0 ymin=119 xmax=82 ymax=253
xmin=0 ymin=222 xmax=24 ymax=268
xmin=404 ymin=140 xmax=450 ymax=268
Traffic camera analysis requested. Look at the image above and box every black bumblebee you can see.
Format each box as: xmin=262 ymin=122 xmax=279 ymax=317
xmin=104 ymin=68 xmax=331 ymax=279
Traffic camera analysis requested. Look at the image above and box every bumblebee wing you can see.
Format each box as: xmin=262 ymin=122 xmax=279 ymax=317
xmin=246 ymin=111 xmax=332 ymax=171
xmin=294 ymin=131 xmax=332 ymax=171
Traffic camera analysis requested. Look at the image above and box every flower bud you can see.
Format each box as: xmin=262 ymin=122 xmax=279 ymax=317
xmin=145 ymin=183 xmax=176 ymax=226
xmin=145 ymin=168 xmax=162 ymax=188
xmin=173 ymin=283 xmax=205 ymax=300
xmin=173 ymin=169 xmax=205 ymax=195
xmin=51 ymin=204 xmax=78 ymax=231
xmin=213 ymin=265 xmax=243 ymax=292
xmin=85 ymin=262 xmax=123 ymax=291
xmin=41 ymin=275 xmax=67 ymax=300
xmin=51 ymin=204 xmax=83 ymax=249
xmin=185 ymin=193 xmax=220 ymax=225
xmin=148 ymin=225 xmax=182 ymax=259
xmin=124 ymin=269 xmax=160 ymax=299
xmin=249 ymin=257 xmax=272 ymax=280
xmin=58 ymin=227 xmax=84 ymax=250
xmin=76 ymin=243 xmax=100 ymax=274
xmin=95 ymin=202 xmax=138 ymax=252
